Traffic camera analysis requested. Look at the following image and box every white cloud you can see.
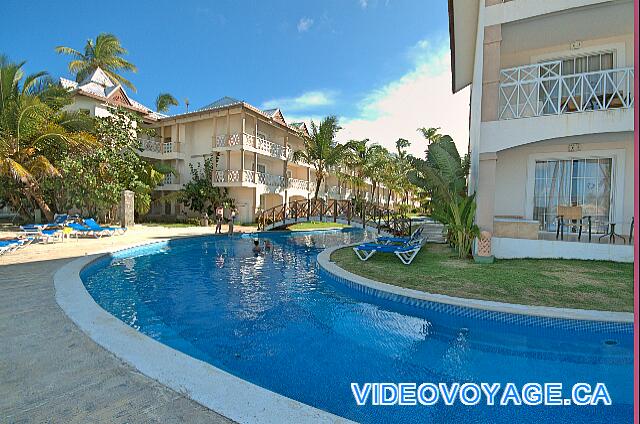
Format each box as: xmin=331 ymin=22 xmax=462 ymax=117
xmin=338 ymin=39 xmax=470 ymax=157
xmin=262 ymin=90 xmax=336 ymax=112
xmin=283 ymin=114 xmax=326 ymax=127
xmin=359 ymin=0 xmax=369 ymax=8
xmin=297 ymin=17 xmax=314 ymax=32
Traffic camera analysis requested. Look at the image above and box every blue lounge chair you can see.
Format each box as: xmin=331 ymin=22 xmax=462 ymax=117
xmin=20 ymin=223 xmax=48 ymax=235
xmin=0 ymin=240 xmax=22 ymax=256
xmin=67 ymin=222 xmax=104 ymax=238
xmin=376 ymin=226 xmax=424 ymax=245
xmin=40 ymin=229 xmax=64 ymax=243
xmin=20 ymin=214 xmax=71 ymax=235
xmin=353 ymin=237 xmax=426 ymax=265
xmin=0 ymin=237 xmax=35 ymax=255
xmin=83 ymin=218 xmax=126 ymax=236
xmin=19 ymin=225 xmax=63 ymax=243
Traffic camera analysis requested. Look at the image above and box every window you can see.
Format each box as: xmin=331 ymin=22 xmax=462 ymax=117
xmin=560 ymin=52 xmax=614 ymax=76
xmin=533 ymin=157 xmax=612 ymax=232
xmin=256 ymin=163 xmax=266 ymax=174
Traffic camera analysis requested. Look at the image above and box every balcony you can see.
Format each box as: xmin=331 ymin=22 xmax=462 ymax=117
xmin=498 ymin=61 xmax=634 ymax=120
xmin=139 ymin=136 xmax=185 ymax=160
xmin=480 ymin=62 xmax=635 ymax=153
xmin=156 ymin=173 xmax=181 ymax=191
xmin=288 ymin=178 xmax=310 ymax=191
xmin=213 ymin=169 xmax=286 ymax=189
xmin=213 ymin=133 xmax=292 ymax=160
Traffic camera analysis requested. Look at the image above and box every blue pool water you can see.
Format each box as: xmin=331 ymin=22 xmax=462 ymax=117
xmin=81 ymin=229 xmax=633 ymax=423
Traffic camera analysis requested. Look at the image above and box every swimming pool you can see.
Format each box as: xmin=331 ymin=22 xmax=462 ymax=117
xmin=81 ymin=229 xmax=633 ymax=423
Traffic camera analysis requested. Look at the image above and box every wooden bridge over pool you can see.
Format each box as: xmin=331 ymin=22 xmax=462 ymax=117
xmin=256 ymin=199 xmax=415 ymax=236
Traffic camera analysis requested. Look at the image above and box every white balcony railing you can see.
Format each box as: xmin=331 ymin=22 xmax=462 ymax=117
xmin=288 ymin=178 xmax=309 ymax=191
xmin=257 ymin=172 xmax=285 ymax=188
xmin=214 ymin=133 xmax=291 ymax=160
xmin=213 ymin=169 xmax=242 ymax=183
xmin=499 ymin=61 xmax=634 ymax=120
xmin=158 ymin=173 xmax=176 ymax=186
xmin=327 ymin=185 xmax=343 ymax=196
xmin=140 ymin=137 xmax=175 ymax=154
xmin=213 ymin=169 xmax=286 ymax=188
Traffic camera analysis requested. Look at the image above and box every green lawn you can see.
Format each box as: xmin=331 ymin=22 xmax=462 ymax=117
xmin=331 ymin=243 xmax=633 ymax=312
xmin=289 ymin=221 xmax=349 ymax=231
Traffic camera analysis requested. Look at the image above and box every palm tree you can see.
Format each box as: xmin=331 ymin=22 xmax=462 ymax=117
xmin=343 ymin=138 xmax=386 ymax=203
xmin=395 ymin=138 xmax=410 ymax=159
xmin=408 ymin=137 xmax=478 ymax=258
xmin=55 ymin=33 xmax=138 ymax=91
xmin=0 ymin=56 xmax=96 ymax=221
xmin=292 ymin=116 xmax=346 ymax=199
xmin=155 ymin=93 xmax=178 ymax=113
xmin=417 ymin=126 xmax=454 ymax=150
xmin=386 ymin=138 xmax=413 ymax=206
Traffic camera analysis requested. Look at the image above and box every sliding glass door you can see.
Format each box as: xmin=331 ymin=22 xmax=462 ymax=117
xmin=533 ymin=157 xmax=612 ymax=232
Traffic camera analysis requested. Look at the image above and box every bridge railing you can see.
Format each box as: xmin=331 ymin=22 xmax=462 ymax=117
xmin=257 ymin=199 xmax=412 ymax=236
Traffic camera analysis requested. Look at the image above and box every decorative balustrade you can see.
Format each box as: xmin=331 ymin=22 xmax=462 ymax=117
xmin=288 ymin=178 xmax=309 ymax=191
xmin=139 ymin=137 xmax=176 ymax=154
xmin=257 ymin=172 xmax=285 ymax=188
xmin=215 ymin=134 xmax=228 ymax=147
xmin=243 ymin=169 xmax=255 ymax=182
xmin=213 ymin=169 xmax=242 ymax=183
xmin=140 ymin=138 xmax=161 ymax=152
xmin=499 ymin=61 xmax=634 ymax=120
xmin=215 ymin=132 xmax=291 ymax=160
xmin=158 ymin=173 xmax=176 ymax=186
xmin=162 ymin=141 xmax=174 ymax=153
xmin=327 ymin=185 xmax=343 ymax=197
xmin=213 ymin=169 xmax=286 ymax=188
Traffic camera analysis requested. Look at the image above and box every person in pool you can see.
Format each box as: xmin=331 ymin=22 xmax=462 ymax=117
xmin=263 ymin=239 xmax=272 ymax=251
xmin=252 ymin=238 xmax=262 ymax=253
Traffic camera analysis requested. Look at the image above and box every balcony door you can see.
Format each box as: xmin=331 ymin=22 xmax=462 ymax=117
xmin=533 ymin=157 xmax=612 ymax=232
xmin=540 ymin=51 xmax=616 ymax=115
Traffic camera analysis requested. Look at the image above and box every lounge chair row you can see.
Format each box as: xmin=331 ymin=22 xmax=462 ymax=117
xmin=1 ymin=215 xmax=127 ymax=257
xmin=352 ymin=226 xmax=426 ymax=265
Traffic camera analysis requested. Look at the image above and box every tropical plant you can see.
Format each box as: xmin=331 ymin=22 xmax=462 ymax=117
xmin=155 ymin=93 xmax=178 ymax=113
xmin=380 ymin=142 xmax=414 ymax=209
xmin=43 ymin=108 xmax=172 ymax=220
xmin=342 ymin=138 xmax=387 ymax=203
xmin=292 ymin=115 xmax=347 ymax=199
xmin=0 ymin=56 xmax=96 ymax=221
xmin=55 ymin=33 xmax=138 ymax=91
xmin=417 ymin=127 xmax=453 ymax=153
xmin=395 ymin=138 xmax=410 ymax=159
xmin=408 ymin=136 xmax=478 ymax=258
xmin=178 ymin=156 xmax=232 ymax=215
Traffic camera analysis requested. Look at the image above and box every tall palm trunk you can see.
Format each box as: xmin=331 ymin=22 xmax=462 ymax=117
xmin=314 ymin=177 xmax=322 ymax=200
xmin=26 ymin=186 xmax=54 ymax=222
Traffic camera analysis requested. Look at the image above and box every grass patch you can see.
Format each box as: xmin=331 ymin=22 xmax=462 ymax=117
xmin=289 ymin=221 xmax=349 ymax=231
xmin=331 ymin=243 xmax=633 ymax=312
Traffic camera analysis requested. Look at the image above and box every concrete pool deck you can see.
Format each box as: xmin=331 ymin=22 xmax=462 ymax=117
xmin=0 ymin=225 xmax=247 ymax=423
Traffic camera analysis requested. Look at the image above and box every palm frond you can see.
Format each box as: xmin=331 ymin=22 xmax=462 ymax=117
xmin=1 ymin=157 xmax=33 ymax=181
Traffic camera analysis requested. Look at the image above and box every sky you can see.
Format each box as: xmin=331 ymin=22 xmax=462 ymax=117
xmin=1 ymin=0 xmax=470 ymax=156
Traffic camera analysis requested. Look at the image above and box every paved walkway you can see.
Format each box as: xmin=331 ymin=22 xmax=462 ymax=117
xmin=0 ymin=226 xmax=239 ymax=423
